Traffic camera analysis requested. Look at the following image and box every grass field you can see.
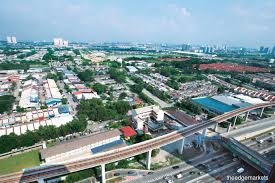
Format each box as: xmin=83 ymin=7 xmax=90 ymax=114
xmin=107 ymin=177 xmax=124 ymax=183
xmin=0 ymin=150 xmax=41 ymax=175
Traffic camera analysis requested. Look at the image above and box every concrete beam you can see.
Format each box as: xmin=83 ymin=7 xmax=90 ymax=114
xmin=146 ymin=150 xmax=152 ymax=170
xmin=178 ymin=138 xmax=185 ymax=154
xmin=101 ymin=164 xmax=106 ymax=183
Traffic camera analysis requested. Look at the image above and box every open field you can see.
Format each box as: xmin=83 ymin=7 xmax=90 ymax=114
xmin=0 ymin=150 xmax=41 ymax=175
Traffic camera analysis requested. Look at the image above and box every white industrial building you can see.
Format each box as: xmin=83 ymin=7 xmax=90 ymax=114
xmin=234 ymin=94 xmax=267 ymax=105
xmin=19 ymin=80 xmax=39 ymax=109
xmin=126 ymin=66 xmax=138 ymax=73
xmin=43 ymin=79 xmax=62 ymax=106
xmin=0 ymin=106 xmax=72 ymax=136
xmin=128 ymin=105 xmax=164 ymax=131
xmin=40 ymin=129 xmax=123 ymax=164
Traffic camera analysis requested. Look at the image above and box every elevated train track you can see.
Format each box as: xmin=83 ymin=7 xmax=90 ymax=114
xmin=0 ymin=102 xmax=275 ymax=182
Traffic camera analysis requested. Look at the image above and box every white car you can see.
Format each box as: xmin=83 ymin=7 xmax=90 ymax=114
xmin=237 ymin=168 xmax=244 ymax=174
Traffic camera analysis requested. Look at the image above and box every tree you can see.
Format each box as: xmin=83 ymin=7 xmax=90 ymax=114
xmin=167 ymin=79 xmax=179 ymax=90
xmin=0 ymin=133 xmax=20 ymax=153
xmin=109 ymin=68 xmax=126 ymax=83
xmin=62 ymin=98 xmax=68 ymax=104
xmin=0 ymin=117 xmax=88 ymax=154
xmin=112 ymin=101 xmax=131 ymax=115
xmin=40 ymin=106 xmax=48 ymax=110
xmin=117 ymin=159 xmax=128 ymax=168
xmin=47 ymin=73 xmax=58 ymax=81
xmin=0 ymin=95 xmax=15 ymax=114
xmin=176 ymin=98 xmax=202 ymax=115
xmin=77 ymin=70 xmax=95 ymax=82
xmin=57 ymin=72 xmax=64 ymax=80
xmin=92 ymin=83 xmax=107 ymax=94
xmin=10 ymin=82 xmax=16 ymax=91
xmin=16 ymin=106 xmax=26 ymax=112
xmin=217 ymin=86 xmax=225 ymax=94
xmin=130 ymin=84 xmax=144 ymax=94
xmin=119 ymin=92 xmax=127 ymax=100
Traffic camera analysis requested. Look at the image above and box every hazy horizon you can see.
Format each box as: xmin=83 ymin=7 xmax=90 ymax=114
xmin=1 ymin=0 xmax=275 ymax=48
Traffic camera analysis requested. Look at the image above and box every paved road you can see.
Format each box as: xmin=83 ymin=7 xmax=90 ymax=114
xmin=131 ymin=125 xmax=275 ymax=183
xmin=142 ymin=89 xmax=173 ymax=108
xmin=76 ymin=169 xmax=151 ymax=183
xmin=57 ymin=80 xmax=78 ymax=115
xmin=223 ymin=116 xmax=275 ymax=140
xmin=1 ymin=103 xmax=274 ymax=182
xmin=189 ymin=143 xmax=274 ymax=183
xmin=127 ymin=78 xmax=173 ymax=108
xmin=135 ymin=153 xmax=234 ymax=183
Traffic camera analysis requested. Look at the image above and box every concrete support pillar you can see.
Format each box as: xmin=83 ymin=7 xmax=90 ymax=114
xmin=214 ymin=124 xmax=218 ymax=132
xmin=178 ymin=138 xmax=185 ymax=154
xmin=202 ymin=129 xmax=207 ymax=136
xmin=42 ymin=141 xmax=47 ymax=149
xmin=202 ymin=129 xmax=208 ymax=151
xmin=38 ymin=179 xmax=45 ymax=183
xmin=259 ymin=108 xmax=264 ymax=118
xmin=101 ymin=164 xmax=106 ymax=183
xmin=146 ymin=150 xmax=152 ymax=170
xmin=227 ymin=123 xmax=232 ymax=133
xmin=233 ymin=116 xmax=238 ymax=127
xmin=245 ymin=111 xmax=250 ymax=122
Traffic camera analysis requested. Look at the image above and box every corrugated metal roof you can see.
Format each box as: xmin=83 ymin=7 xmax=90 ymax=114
xmin=40 ymin=129 xmax=122 ymax=160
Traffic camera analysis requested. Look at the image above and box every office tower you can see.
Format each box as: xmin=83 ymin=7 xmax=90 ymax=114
xmin=6 ymin=36 xmax=17 ymax=44
xmin=259 ymin=46 xmax=264 ymax=53
xmin=6 ymin=36 xmax=12 ymax=43
xmin=263 ymin=47 xmax=269 ymax=54
xmin=53 ymin=38 xmax=69 ymax=47
xmin=271 ymin=46 xmax=275 ymax=55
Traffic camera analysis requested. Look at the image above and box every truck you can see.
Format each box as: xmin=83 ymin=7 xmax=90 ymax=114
xmin=237 ymin=168 xmax=244 ymax=174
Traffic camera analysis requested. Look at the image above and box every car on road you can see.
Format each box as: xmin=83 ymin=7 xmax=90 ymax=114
xmin=189 ymin=171 xmax=196 ymax=174
xmin=176 ymin=173 xmax=183 ymax=179
xmin=167 ymin=179 xmax=173 ymax=183
xmin=128 ymin=171 xmax=136 ymax=175
xmin=172 ymin=165 xmax=179 ymax=169
xmin=237 ymin=168 xmax=245 ymax=174
xmin=114 ymin=173 xmax=120 ymax=176
xmin=257 ymin=139 xmax=263 ymax=144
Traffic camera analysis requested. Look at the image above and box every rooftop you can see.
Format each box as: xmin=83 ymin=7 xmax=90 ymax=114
xmin=120 ymin=126 xmax=137 ymax=138
xmin=40 ymin=129 xmax=122 ymax=160
xmin=165 ymin=109 xmax=199 ymax=126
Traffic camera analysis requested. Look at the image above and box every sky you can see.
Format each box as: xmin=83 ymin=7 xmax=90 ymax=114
xmin=0 ymin=0 xmax=275 ymax=47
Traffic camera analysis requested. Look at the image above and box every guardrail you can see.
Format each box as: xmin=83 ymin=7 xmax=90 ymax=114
xmin=0 ymin=143 xmax=43 ymax=160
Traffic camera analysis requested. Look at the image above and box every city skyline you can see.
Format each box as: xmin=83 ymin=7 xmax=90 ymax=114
xmin=0 ymin=0 xmax=275 ymax=47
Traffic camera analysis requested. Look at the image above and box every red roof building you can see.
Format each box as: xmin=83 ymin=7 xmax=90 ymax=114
xmin=120 ymin=126 xmax=137 ymax=139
